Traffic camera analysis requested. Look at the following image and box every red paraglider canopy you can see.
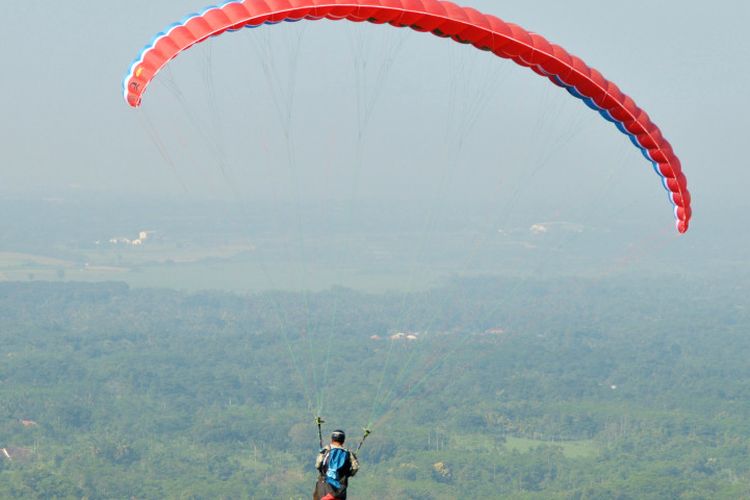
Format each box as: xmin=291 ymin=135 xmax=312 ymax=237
xmin=122 ymin=0 xmax=691 ymax=233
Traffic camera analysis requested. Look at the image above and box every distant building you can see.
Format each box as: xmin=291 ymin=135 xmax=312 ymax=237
xmin=484 ymin=327 xmax=506 ymax=335
xmin=108 ymin=230 xmax=155 ymax=246
xmin=390 ymin=332 xmax=419 ymax=341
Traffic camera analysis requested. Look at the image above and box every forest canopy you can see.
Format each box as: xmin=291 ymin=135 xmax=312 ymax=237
xmin=0 ymin=276 xmax=748 ymax=498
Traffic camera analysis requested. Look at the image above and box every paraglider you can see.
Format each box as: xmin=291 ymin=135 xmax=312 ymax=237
xmin=123 ymin=0 xmax=691 ymax=233
xmin=313 ymin=428 xmax=360 ymax=500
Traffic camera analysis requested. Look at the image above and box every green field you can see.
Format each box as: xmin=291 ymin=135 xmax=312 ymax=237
xmin=0 ymin=244 xmax=450 ymax=292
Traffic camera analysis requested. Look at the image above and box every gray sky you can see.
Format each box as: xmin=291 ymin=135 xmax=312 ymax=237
xmin=1 ymin=1 xmax=748 ymax=274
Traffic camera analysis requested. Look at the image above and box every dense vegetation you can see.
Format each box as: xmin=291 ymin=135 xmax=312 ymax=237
xmin=0 ymin=275 xmax=749 ymax=498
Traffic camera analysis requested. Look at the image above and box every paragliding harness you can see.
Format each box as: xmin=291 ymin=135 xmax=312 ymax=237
xmin=316 ymin=417 xmax=370 ymax=490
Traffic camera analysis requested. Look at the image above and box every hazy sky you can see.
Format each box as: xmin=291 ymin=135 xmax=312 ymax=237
xmin=1 ymin=1 xmax=748 ymax=271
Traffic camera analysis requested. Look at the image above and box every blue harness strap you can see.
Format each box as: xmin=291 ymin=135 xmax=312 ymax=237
xmin=325 ymin=448 xmax=348 ymax=489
